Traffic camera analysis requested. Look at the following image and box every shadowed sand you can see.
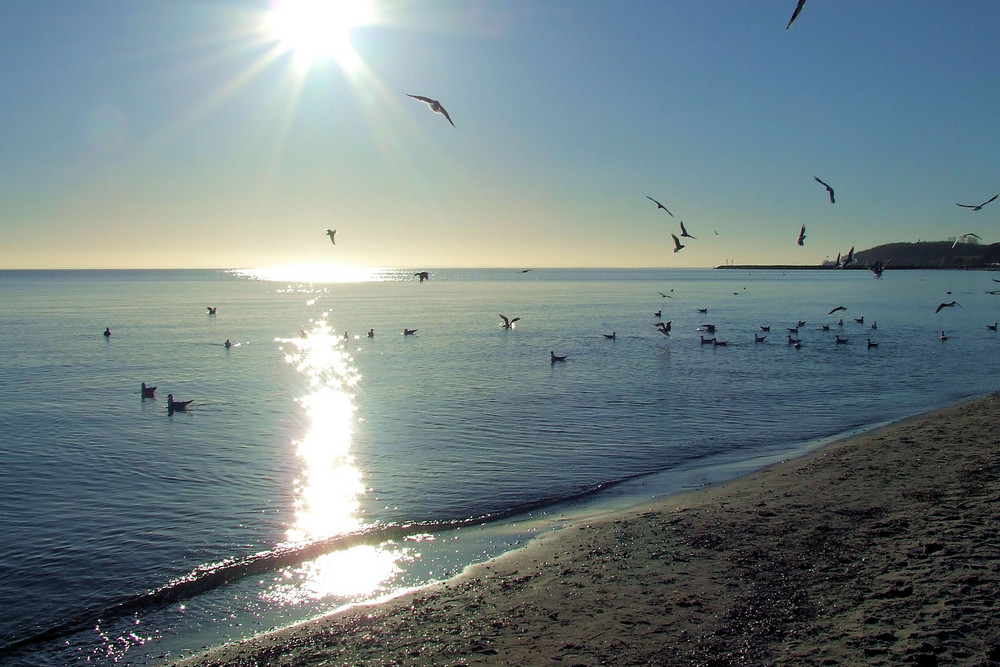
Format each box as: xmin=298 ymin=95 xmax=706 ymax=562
xmin=176 ymin=395 xmax=1000 ymax=666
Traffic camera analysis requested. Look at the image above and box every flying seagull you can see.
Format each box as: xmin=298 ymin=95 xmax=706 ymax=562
xmin=952 ymin=233 xmax=982 ymax=248
xmin=828 ymin=305 xmax=846 ymax=314
xmin=935 ymin=301 xmax=962 ymax=313
xmin=326 ymin=229 xmax=336 ymax=245
xmin=786 ymin=0 xmax=807 ymax=29
xmin=679 ymin=221 xmax=697 ymax=239
xmin=956 ymin=194 xmax=998 ymax=211
xmin=414 ymin=271 xmax=429 ymax=283
xmin=814 ymin=176 xmax=835 ymax=204
xmin=407 ymin=94 xmax=455 ymax=127
xmin=499 ymin=314 xmax=521 ymax=329
xmin=646 ymin=196 xmax=674 ymax=217
xmin=671 ymin=233 xmax=685 ymax=253
xmin=797 ymin=224 xmax=806 ymax=246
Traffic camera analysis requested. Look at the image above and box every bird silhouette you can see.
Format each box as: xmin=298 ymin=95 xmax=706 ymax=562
xmin=935 ymin=301 xmax=962 ymax=313
xmin=550 ymin=351 xmax=567 ymax=363
xmin=956 ymin=194 xmax=998 ymax=211
xmin=499 ymin=314 xmax=521 ymax=329
xmin=679 ymin=221 xmax=697 ymax=239
xmin=167 ymin=394 xmax=193 ymax=411
xmin=797 ymin=224 xmax=806 ymax=246
xmin=671 ymin=233 xmax=685 ymax=253
xmin=814 ymin=176 xmax=835 ymax=203
xmin=326 ymin=229 xmax=336 ymax=245
xmin=407 ymin=94 xmax=455 ymax=126
xmin=646 ymin=196 xmax=674 ymax=217
xmin=603 ymin=332 xmax=616 ymax=340
xmin=786 ymin=0 xmax=807 ymax=29
xmin=414 ymin=271 xmax=429 ymax=283
xmin=828 ymin=306 xmax=846 ymax=314
xmin=141 ymin=382 xmax=157 ymax=399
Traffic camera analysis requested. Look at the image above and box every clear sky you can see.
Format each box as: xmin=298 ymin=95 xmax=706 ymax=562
xmin=1 ymin=1 xmax=998 ymax=270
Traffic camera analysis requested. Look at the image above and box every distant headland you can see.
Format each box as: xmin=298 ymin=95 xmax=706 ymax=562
xmin=717 ymin=240 xmax=1000 ymax=270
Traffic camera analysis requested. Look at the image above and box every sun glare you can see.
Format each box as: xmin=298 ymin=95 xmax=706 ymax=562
xmin=267 ymin=0 xmax=374 ymax=70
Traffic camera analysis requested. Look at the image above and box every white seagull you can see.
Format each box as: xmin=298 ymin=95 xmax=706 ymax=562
xmin=952 ymin=233 xmax=982 ymax=248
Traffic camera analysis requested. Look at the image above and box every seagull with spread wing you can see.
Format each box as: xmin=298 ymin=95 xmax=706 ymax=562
xmin=646 ymin=196 xmax=674 ymax=217
xmin=679 ymin=221 xmax=697 ymax=239
xmin=407 ymin=94 xmax=455 ymax=127
xmin=797 ymin=224 xmax=806 ymax=246
xmin=956 ymin=194 xmax=998 ymax=211
xmin=671 ymin=233 xmax=685 ymax=253
xmin=499 ymin=314 xmax=521 ymax=329
xmin=952 ymin=233 xmax=982 ymax=248
xmin=814 ymin=176 xmax=835 ymax=204
xmin=325 ymin=229 xmax=336 ymax=245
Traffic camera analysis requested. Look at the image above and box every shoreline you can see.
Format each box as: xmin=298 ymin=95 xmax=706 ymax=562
xmin=175 ymin=395 xmax=1000 ymax=666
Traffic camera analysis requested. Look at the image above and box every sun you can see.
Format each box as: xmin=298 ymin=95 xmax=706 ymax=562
xmin=267 ymin=0 xmax=374 ymax=70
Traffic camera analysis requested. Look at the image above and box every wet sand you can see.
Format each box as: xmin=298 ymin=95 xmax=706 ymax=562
xmin=175 ymin=395 xmax=1000 ymax=666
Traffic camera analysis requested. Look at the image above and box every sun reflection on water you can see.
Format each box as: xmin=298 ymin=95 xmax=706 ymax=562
xmin=272 ymin=317 xmax=404 ymax=604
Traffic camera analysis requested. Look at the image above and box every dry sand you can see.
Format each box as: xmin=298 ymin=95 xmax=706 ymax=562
xmin=175 ymin=396 xmax=1000 ymax=666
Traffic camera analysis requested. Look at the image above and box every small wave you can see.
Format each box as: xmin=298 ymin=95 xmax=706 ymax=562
xmin=0 ymin=478 xmax=638 ymax=658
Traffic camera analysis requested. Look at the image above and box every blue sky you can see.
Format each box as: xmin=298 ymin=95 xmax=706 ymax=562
xmin=1 ymin=1 xmax=998 ymax=270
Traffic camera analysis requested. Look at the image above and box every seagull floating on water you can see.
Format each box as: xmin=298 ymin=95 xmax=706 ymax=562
xmin=103 ymin=327 xmax=111 ymax=337
xmin=867 ymin=338 xmax=878 ymax=348
xmin=814 ymin=176 xmax=835 ymax=204
xmin=940 ymin=331 xmax=948 ymax=341
xmin=603 ymin=332 xmax=616 ymax=340
xmin=786 ymin=0 xmax=807 ymax=29
xmin=403 ymin=328 xmax=418 ymax=335
xmin=671 ymin=233 xmax=685 ymax=253
xmin=499 ymin=314 xmax=521 ymax=329
xmin=207 ymin=306 xmax=217 ymax=315
xmin=835 ymin=335 xmax=849 ymax=344
xmin=407 ymin=94 xmax=455 ymax=127
xmin=326 ymin=229 xmax=336 ymax=245
xmin=141 ymin=382 xmax=157 ymax=399
xmin=956 ymin=194 xmax=998 ymax=211
xmin=754 ymin=333 xmax=767 ymax=343
xmin=167 ymin=394 xmax=193 ymax=411
xmin=550 ymin=351 xmax=567 ymax=363
xmin=935 ymin=301 xmax=962 ymax=313
xmin=645 ymin=196 xmax=673 ymax=217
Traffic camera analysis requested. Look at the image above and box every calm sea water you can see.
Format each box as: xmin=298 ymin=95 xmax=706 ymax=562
xmin=1 ymin=267 xmax=998 ymax=665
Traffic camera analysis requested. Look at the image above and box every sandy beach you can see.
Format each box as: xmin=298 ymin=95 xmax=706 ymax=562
xmin=175 ymin=395 xmax=1000 ymax=666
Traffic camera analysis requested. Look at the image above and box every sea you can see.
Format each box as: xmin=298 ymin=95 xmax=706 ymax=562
xmin=1 ymin=267 xmax=998 ymax=666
